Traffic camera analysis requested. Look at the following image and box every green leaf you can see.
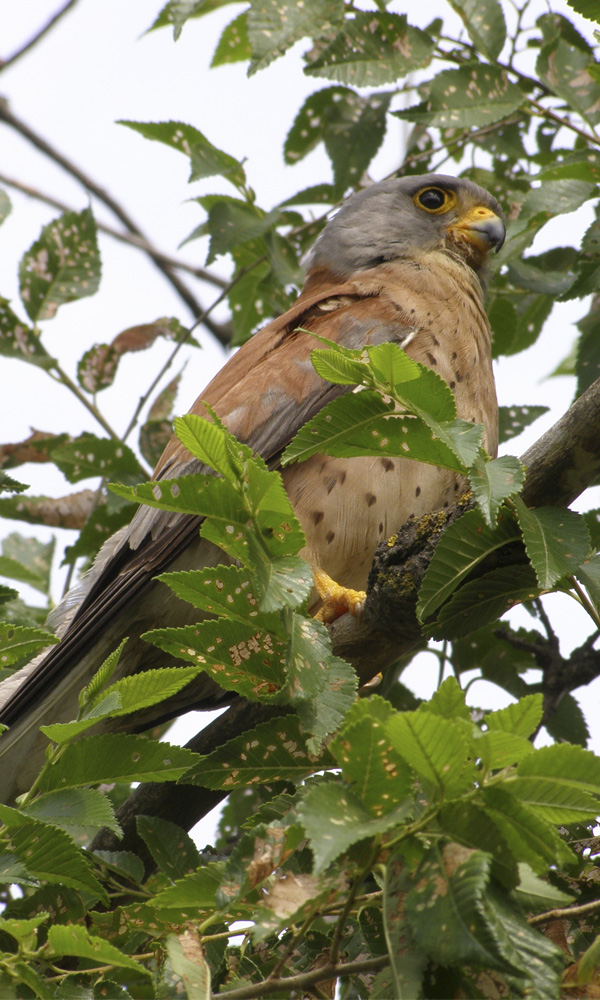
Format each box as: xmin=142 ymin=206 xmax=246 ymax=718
xmin=166 ymin=931 xmax=210 ymax=998
xmin=52 ymin=434 xmax=142 ymax=484
xmin=386 ymin=710 xmax=475 ymax=799
xmin=513 ymin=862 xmax=574 ymax=912
xmin=136 ymin=816 xmax=200 ymax=880
xmin=40 ymin=665 xmax=204 ymax=742
xmin=298 ymin=781 xmax=413 ymax=873
xmin=0 ymin=189 xmax=11 ymax=225
xmin=119 ymin=119 xmax=246 ymax=188
xmin=158 ymin=564 xmax=262 ymax=623
xmin=0 ymin=297 xmax=55 ymax=368
xmin=514 ymin=498 xmax=591 ymax=588
xmin=305 ymin=12 xmax=435 ymax=86
xmin=397 ymin=64 xmax=523 ymax=128
xmin=469 ymin=455 xmax=525 ymax=527
xmin=498 ymin=404 xmax=549 ymax=444
xmin=538 ymin=35 xmax=600 ymax=126
xmin=144 ymin=619 xmax=286 ymax=702
xmin=37 ymin=735 xmax=199 ymax=792
xmin=2 ymin=531 xmax=54 ymax=595
xmin=509 ymin=774 xmax=600 ymax=825
xmin=246 ymin=0 xmax=344 ymax=75
xmin=19 ymin=208 xmax=101 ymax=322
xmin=477 ymin=730 xmax=534 ymax=771
xmin=284 ymin=86 xmax=391 ymax=191
xmin=439 ymin=801 xmax=517 ymax=889
xmin=0 ymin=810 xmax=107 ymax=901
xmin=203 ymin=199 xmax=281 ymax=264
xmin=405 ymin=846 xmax=510 ymax=969
xmin=481 ymin=786 xmax=574 ymax=872
xmin=255 ymin=555 xmax=314 ymax=612
xmin=564 ymin=0 xmax=600 ymax=21
xmin=417 ymin=508 xmax=520 ymax=621
xmin=152 ymin=861 xmax=226 ymax=910
xmin=330 ymin=706 xmax=413 ymax=815
xmin=448 ymin=0 xmax=506 ymax=60
xmin=429 ymin=564 xmax=540 ymax=639
xmin=181 ymin=714 xmax=335 ymax=789
xmin=486 ymin=694 xmax=544 ymax=739
xmin=0 ymin=622 xmax=57 ymax=668
xmin=211 ymin=11 xmax=251 ymax=65
xmin=383 ymin=846 xmax=427 ymax=999
xmin=48 ymin=924 xmax=150 ymax=974
xmin=22 ymin=788 xmax=121 ymax=836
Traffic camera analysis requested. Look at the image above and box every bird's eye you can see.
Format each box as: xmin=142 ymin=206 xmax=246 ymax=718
xmin=416 ymin=187 xmax=449 ymax=212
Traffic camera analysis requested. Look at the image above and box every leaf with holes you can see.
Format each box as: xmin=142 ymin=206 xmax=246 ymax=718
xmin=498 ymin=405 xmax=549 ymax=444
xmin=330 ymin=705 xmax=413 ymax=815
xmin=120 ymin=119 xmax=246 ymax=188
xmin=448 ymin=0 xmax=506 ymax=60
xmin=158 ymin=565 xmax=262 ymax=623
xmin=0 ymin=298 xmax=55 ymax=369
xmin=1 ymin=532 xmax=54 ymax=594
xmin=397 ymin=64 xmax=523 ymax=129
xmin=305 ymin=12 xmax=435 ymax=86
xmin=181 ymin=714 xmax=335 ymax=789
xmin=247 ymin=0 xmax=344 ymax=75
xmin=19 ymin=208 xmax=100 ymax=322
xmin=52 ymin=434 xmax=142 ymax=484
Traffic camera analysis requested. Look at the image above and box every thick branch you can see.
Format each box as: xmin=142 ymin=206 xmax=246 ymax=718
xmin=95 ymin=376 xmax=600 ymax=864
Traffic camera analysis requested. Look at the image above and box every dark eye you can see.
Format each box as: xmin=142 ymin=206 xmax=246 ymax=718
xmin=418 ymin=188 xmax=447 ymax=210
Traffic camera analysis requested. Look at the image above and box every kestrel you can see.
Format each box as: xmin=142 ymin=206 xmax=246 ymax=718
xmin=0 ymin=174 xmax=505 ymax=802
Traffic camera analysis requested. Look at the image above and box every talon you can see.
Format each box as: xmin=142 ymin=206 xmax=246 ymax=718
xmin=313 ymin=568 xmax=366 ymax=623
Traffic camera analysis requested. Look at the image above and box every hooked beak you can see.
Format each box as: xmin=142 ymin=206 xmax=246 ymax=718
xmin=448 ymin=204 xmax=506 ymax=254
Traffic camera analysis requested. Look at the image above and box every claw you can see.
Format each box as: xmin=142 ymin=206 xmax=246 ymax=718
xmin=313 ymin=568 xmax=366 ymax=623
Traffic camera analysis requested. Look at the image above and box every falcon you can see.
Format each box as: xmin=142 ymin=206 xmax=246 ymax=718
xmin=0 ymin=174 xmax=505 ymax=803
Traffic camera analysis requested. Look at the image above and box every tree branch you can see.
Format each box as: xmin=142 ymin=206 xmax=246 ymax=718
xmin=0 ymin=0 xmax=79 ymax=71
xmin=94 ymin=376 xmax=600 ymax=867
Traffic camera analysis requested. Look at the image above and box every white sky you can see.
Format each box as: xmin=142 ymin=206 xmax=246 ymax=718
xmin=1 ymin=1 xmax=600 ymax=820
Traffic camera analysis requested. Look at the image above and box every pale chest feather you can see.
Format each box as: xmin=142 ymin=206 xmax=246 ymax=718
xmin=282 ymin=253 xmax=498 ymax=592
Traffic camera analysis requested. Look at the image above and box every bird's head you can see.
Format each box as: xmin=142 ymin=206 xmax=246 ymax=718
xmin=309 ymin=174 xmax=506 ymax=281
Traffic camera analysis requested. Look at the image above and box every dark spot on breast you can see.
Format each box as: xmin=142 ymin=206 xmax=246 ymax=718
xmin=426 ymin=352 xmax=437 ymax=366
xmin=451 ymin=351 xmax=458 ymax=361
xmin=449 ymin=380 xmax=456 ymax=389
xmin=366 ymin=493 xmax=377 ymax=507
xmin=454 ymin=371 xmax=463 ymax=383
xmin=443 ymin=501 xmax=449 ymax=508
xmin=326 ymin=530 xmax=335 ymax=544
xmin=454 ymin=482 xmax=460 ymax=491
xmin=381 ymin=458 xmax=395 ymax=472
xmin=313 ymin=510 xmax=324 ymax=525
xmin=432 ymin=335 xmax=440 ymax=347
xmin=325 ymin=476 xmax=337 ymax=494
xmin=339 ymin=470 xmax=347 ymax=485
xmin=379 ymin=522 xmax=384 ymax=534
xmin=415 ymin=486 xmax=421 ymax=497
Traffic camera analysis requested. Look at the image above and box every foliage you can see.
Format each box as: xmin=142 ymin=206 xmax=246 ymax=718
xmin=1 ymin=0 xmax=600 ymax=997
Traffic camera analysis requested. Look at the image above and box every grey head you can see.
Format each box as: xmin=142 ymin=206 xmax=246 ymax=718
xmin=309 ymin=174 xmax=506 ymax=280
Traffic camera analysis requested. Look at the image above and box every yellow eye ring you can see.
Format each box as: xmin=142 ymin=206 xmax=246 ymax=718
xmin=414 ymin=187 xmax=457 ymax=214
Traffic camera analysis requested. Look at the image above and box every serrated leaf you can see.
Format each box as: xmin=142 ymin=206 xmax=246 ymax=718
xmin=0 ymin=298 xmax=55 ymax=369
xmin=448 ymin=0 xmax=506 ymax=60
xmin=439 ymin=801 xmax=517 ymax=889
xmin=152 ymin=861 xmax=226 ymax=910
xmin=509 ymin=774 xmax=600 ymax=825
xmin=397 ymin=64 xmax=522 ymax=128
xmin=498 ymin=404 xmax=549 ymax=444
xmin=305 ymin=12 xmax=435 ymax=85
xmin=37 ymin=735 xmax=199 ymax=792
xmin=181 ymin=714 xmax=335 ymax=789
xmin=247 ymin=0 xmax=344 ymax=75
xmin=211 ymin=11 xmax=251 ymax=66
xmin=298 ymin=782 xmax=413 ymax=873
xmin=383 ymin=846 xmax=427 ymax=999
xmin=93 ymin=850 xmax=145 ymax=885
xmin=330 ymin=713 xmax=413 ymax=815
xmin=386 ymin=710 xmax=475 ymax=799
xmin=254 ymin=555 xmax=313 ymax=612
xmin=418 ymin=508 xmax=520 ymax=621
xmin=22 ymin=788 xmax=121 ymax=836
xmin=19 ymin=208 xmax=100 ymax=322
xmin=429 ymin=564 xmax=540 ymax=639
xmin=420 ymin=675 xmax=470 ymax=721
xmin=158 ymin=565 xmax=262 ymax=623
xmin=136 ymin=815 xmax=200 ymax=880
xmin=120 ymin=119 xmax=246 ymax=188
xmin=477 ymin=730 xmax=534 ymax=771
xmin=48 ymin=924 xmax=150 ymax=974
xmin=538 ymin=35 xmax=600 ymax=126
xmin=481 ymin=786 xmax=574 ymax=872
xmin=0 ymin=622 xmax=57 ymax=668
xmin=514 ymin=497 xmax=591 ymax=588
xmin=166 ymin=930 xmax=210 ymax=998
xmin=513 ymin=862 xmax=574 ymax=911
xmin=2 ymin=532 xmax=54 ymax=595
xmin=486 ymin=694 xmax=544 ymax=738
xmin=144 ymin=619 xmax=286 ymax=701
xmin=52 ymin=434 xmax=142 ymax=484
xmin=40 ymin=666 xmax=204 ymax=742
xmin=469 ymin=455 xmax=525 ymax=527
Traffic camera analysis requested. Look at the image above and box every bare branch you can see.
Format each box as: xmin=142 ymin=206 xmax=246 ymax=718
xmin=0 ymin=0 xmax=79 ymax=71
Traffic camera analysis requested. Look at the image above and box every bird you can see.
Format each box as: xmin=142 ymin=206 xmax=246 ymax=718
xmin=0 ymin=174 xmax=505 ymax=803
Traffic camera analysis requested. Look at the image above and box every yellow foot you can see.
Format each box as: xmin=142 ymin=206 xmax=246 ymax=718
xmin=313 ymin=568 xmax=366 ymax=624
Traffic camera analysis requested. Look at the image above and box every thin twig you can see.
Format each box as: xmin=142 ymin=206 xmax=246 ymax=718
xmin=0 ymin=0 xmax=79 ymax=71
xmin=0 ymin=171 xmax=228 ymax=289
xmin=215 ymin=954 xmax=388 ymax=1000
xmin=529 ymin=896 xmax=600 ymax=926
xmin=0 ymin=101 xmax=231 ymax=345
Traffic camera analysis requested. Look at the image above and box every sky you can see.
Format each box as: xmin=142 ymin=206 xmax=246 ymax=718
xmin=1 ymin=1 xmax=600 ymax=839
